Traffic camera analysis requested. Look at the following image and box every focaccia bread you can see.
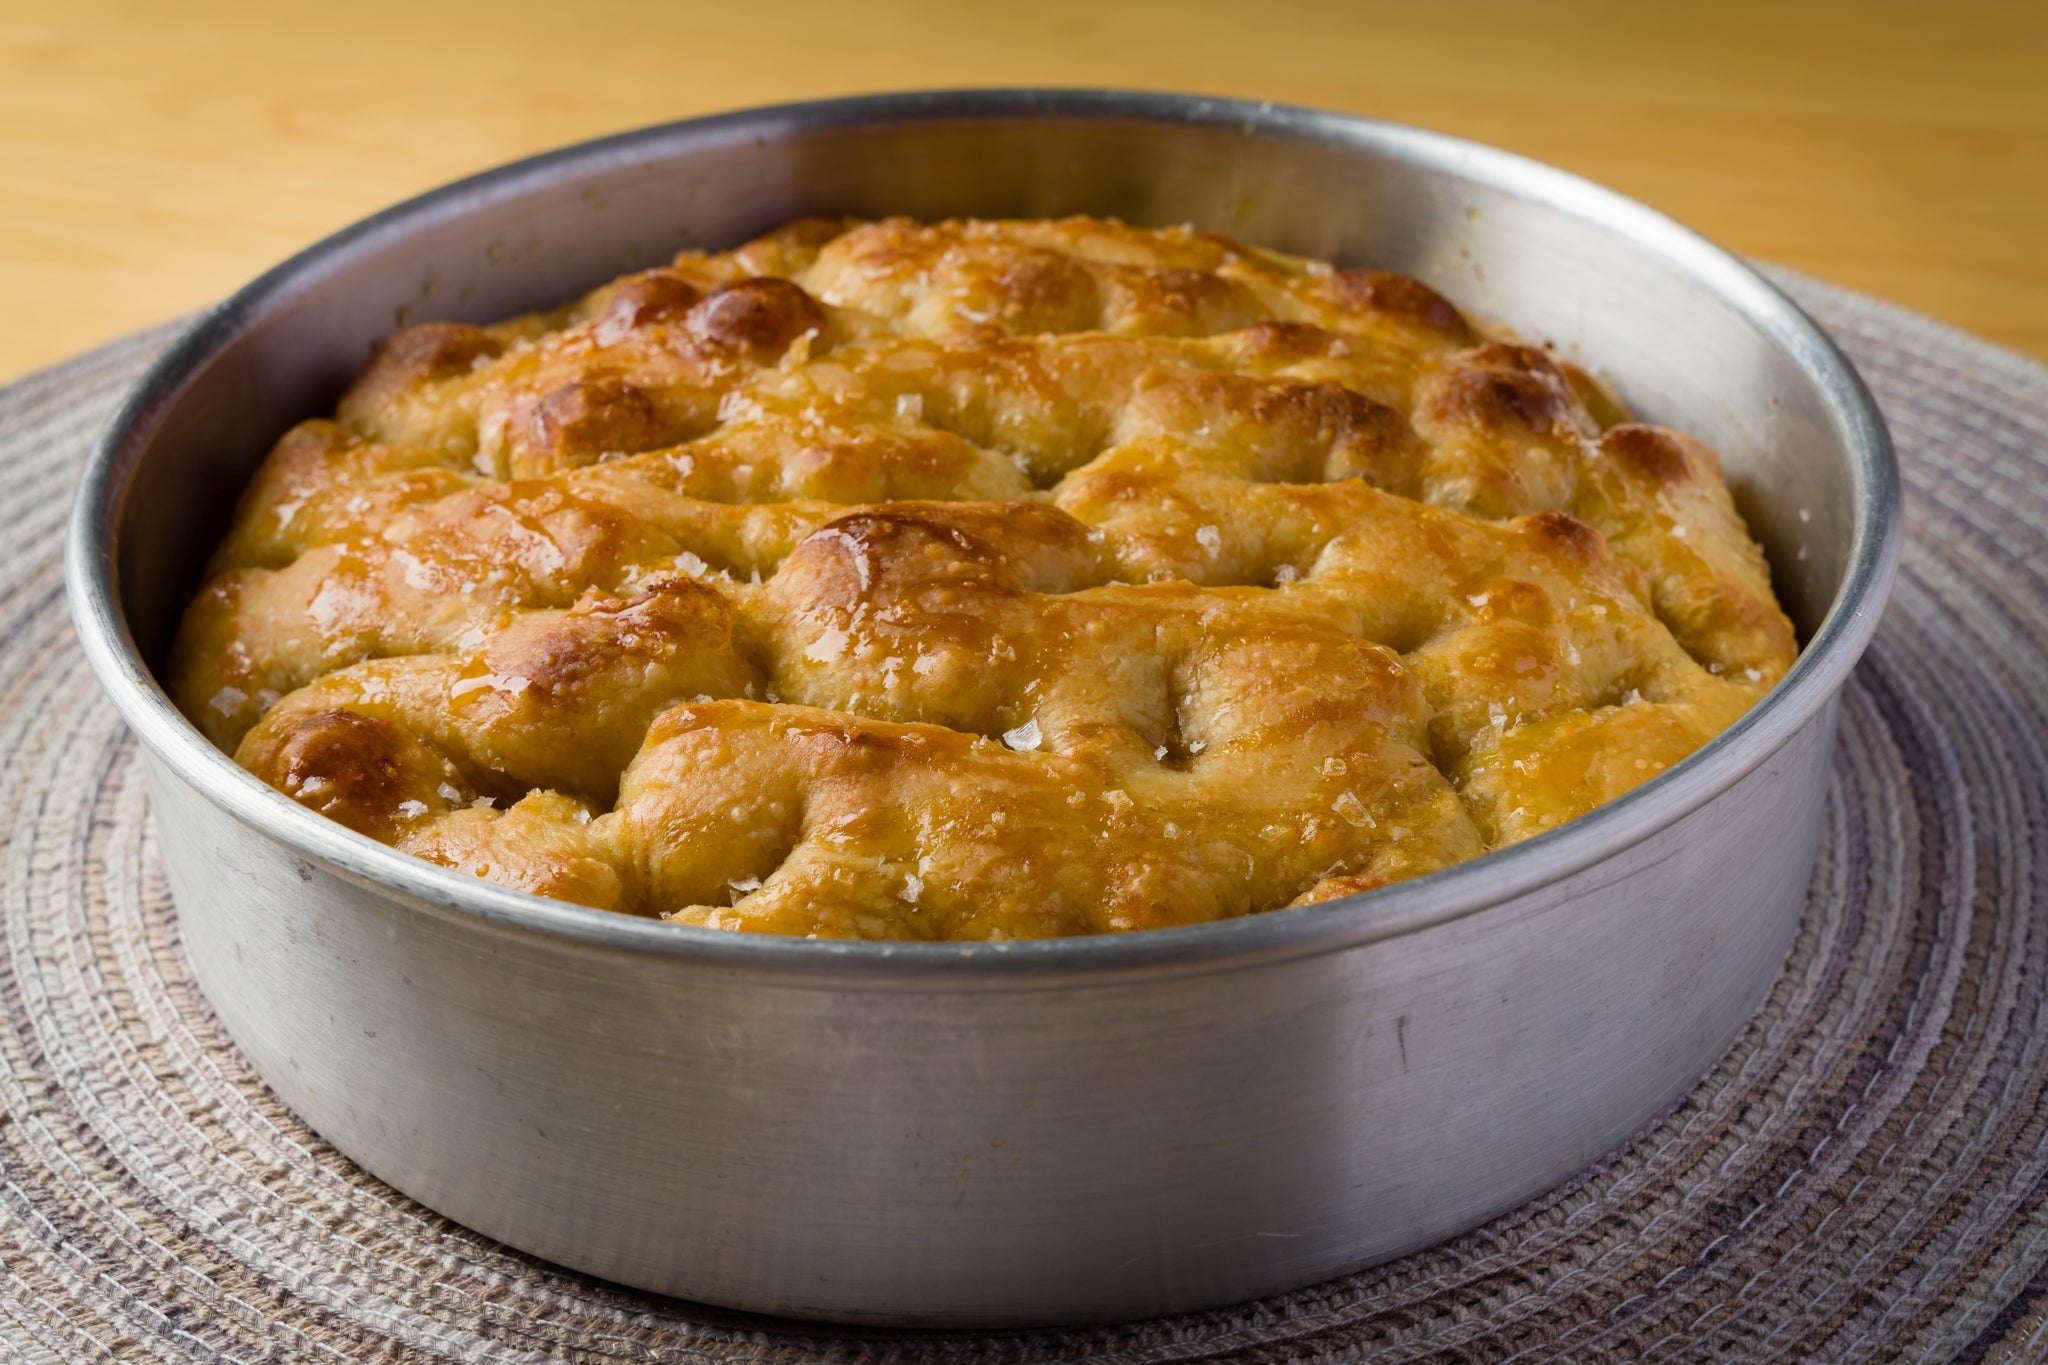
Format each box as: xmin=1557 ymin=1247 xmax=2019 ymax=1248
xmin=169 ymin=216 xmax=1797 ymax=940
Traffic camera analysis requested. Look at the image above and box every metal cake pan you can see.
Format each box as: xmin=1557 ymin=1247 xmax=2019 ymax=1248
xmin=66 ymin=90 xmax=1900 ymax=1327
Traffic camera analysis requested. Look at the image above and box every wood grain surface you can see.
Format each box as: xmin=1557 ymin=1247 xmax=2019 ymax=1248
xmin=2 ymin=0 xmax=2043 ymax=381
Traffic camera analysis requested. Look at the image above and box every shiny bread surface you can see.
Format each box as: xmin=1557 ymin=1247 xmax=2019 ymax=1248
xmin=171 ymin=216 xmax=1796 ymax=939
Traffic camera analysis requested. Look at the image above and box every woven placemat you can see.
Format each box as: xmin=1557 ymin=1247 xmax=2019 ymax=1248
xmin=3 ymin=272 xmax=2045 ymax=1363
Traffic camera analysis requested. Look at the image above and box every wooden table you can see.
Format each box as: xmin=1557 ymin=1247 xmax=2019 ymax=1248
xmin=3 ymin=0 xmax=2043 ymax=382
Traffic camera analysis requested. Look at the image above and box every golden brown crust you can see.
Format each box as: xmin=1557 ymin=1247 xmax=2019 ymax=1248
xmin=170 ymin=215 xmax=1797 ymax=940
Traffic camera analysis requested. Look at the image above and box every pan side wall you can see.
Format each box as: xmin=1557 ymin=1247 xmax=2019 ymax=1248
xmin=146 ymin=696 xmax=1834 ymax=1326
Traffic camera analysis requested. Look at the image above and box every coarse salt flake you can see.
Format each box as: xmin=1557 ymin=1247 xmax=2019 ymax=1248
xmin=805 ymin=628 xmax=849 ymax=663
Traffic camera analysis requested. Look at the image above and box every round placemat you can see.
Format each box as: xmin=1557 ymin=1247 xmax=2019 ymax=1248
xmin=3 ymin=272 xmax=2045 ymax=1363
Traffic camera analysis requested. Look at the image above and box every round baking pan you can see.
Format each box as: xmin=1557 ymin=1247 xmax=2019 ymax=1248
xmin=66 ymin=90 xmax=1900 ymax=1327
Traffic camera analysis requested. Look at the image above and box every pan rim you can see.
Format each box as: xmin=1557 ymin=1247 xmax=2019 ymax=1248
xmin=64 ymin=87 xmax=1903 ymax=981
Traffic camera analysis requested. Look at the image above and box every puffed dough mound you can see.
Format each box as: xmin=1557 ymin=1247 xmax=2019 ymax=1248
xmin=170 ymin=216 xmax=1797 ymax=940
